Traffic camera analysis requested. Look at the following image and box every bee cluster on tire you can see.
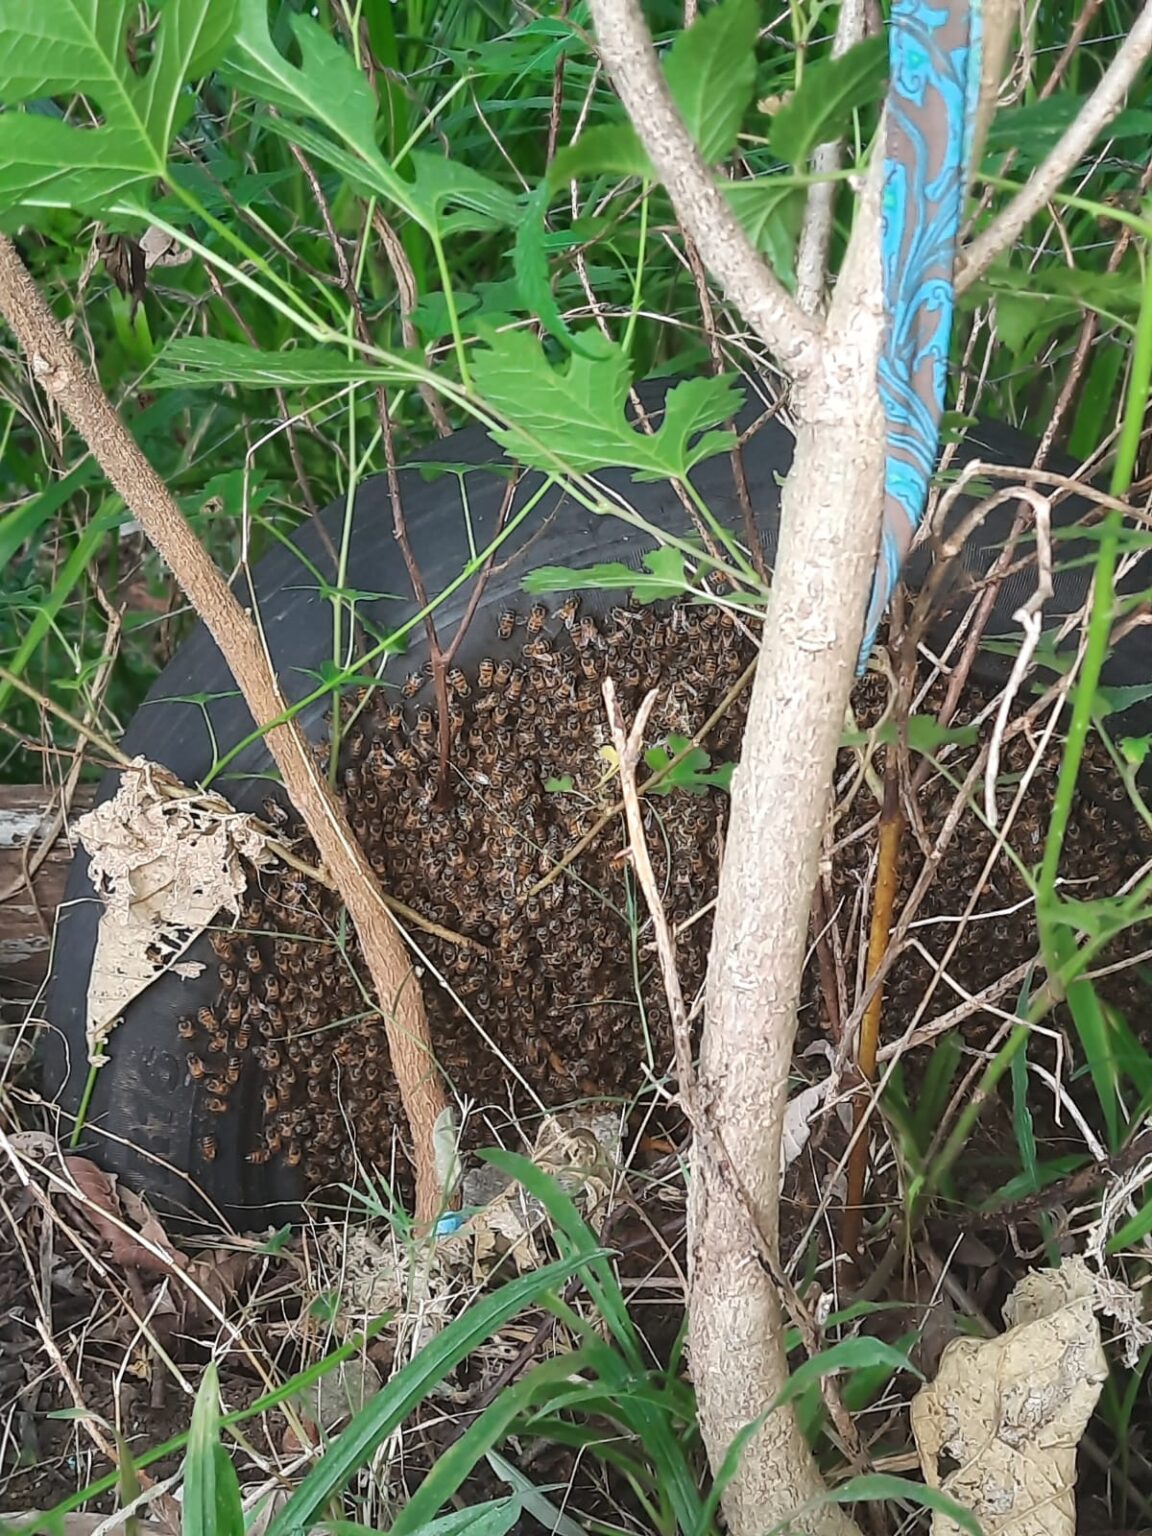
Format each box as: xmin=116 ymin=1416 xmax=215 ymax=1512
xmin=174 ymin=592 xmax=757 ymax=1197
xmin=172 ymin=587 xmax=1152 ymax=1203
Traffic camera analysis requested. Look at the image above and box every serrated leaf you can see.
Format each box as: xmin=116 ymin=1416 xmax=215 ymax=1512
xmin=631 ymin=547 xmax=688 ymax=603
xmin=767 ymin=36 xmax=887 ymax=167
xmin=645 ymin=735 xmax=733 ymax=795
xmin=221 ymin=2 xmax=514 ymax=238
xmin=472 ymin=330 xmax=742 ymax=479
xmin=725 ymin=179 xmax=804 ymax=286
xmin=0 ymin=0 xmax=240 ymax=215
xmin=547 ymin=122 xmax=650 ymax=190
xmin=522 ymin=546 xmax=697 ymax=602
xmin=665 ymin=0 xmax=760 ymax=163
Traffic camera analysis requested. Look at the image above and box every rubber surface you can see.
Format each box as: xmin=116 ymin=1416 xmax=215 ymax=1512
xmin=40 ymin=375 xmax=1151 ymax=1231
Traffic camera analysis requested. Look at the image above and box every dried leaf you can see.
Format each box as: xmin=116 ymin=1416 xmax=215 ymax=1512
xmin=63 ymin=1156 xmax=186 ymax=1277
xmin=911 ymin=1255 xmax=1108 ymax=1536
xmin=77 ymin=759 xmax=277 ymax=1059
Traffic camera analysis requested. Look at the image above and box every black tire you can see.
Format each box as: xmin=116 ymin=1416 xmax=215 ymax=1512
xmin=39 ymin=375 xmax=1150 ymax=1232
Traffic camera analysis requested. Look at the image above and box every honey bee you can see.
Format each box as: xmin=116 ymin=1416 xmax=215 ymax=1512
xmin=210 ymin=931 xmax=238 ymax=962
xmin=262 ymin=796 xmax=290 ymax=828
xmin=284 ymin=1141 xmax=303 ymax=1167
xmin=497 ymin=607 xmax=516 ymax=641
xmin=207 ymin=1095 xmax=229 ymax=1115
xmin=197 ymin=1004 xmax=219 ymax=1032
xmin=262 ymin=1082 xmax=280 ymax=1114
xmin=266 ymin=1129 xmax=282 ymax=1155
xmin=347 ymin=728 xmax=366 ymax=761
xmin=235 ymin=969 xmax=251 ymax=999
xmin=187 ymin=1055 xmax=207 ymax=1081
xmin=493 ymin=657 xmax=514 ymax=688
xmin=177 ymin=1016 xmax=196 ymax=1041
xmin=234 ymin=1021 xmax=252 ymax=1051
xmin=226 ymin=995 xmax=244 ymax=1026
xmin=396 ymin=746 xmax=419 ymax=771
xmin=208 ymin=1029 xmax=231 ymax=1056
xmin=575 ymin=616 xmax=600 ymax=650
xmin=257 ymin=1043 xmax=282 ymax=1073
xmin=246 ymin=1146 xmax=270 ymax=1165
xmin=415 ymin=707 xmax=435 ymax=739
xmin=205 ymin=1076 xmax=229 ymax=1096
xmin=505 ymin=668 xmax=525 ymax=703
xmin=447 ymin=666 xmax=471 ymax=699
xmin=241 ymin=896 xmax=264 ymax=928
xmin=344 ymin=765 xmax=362 ymax=796
xmin=225 ymin=1055 xmax=243 ymax=1086
xmin=556 ymin=594 xmax=580 ymax=630
xmin=199 ymin=1136 xmax=218 ymax=1162
xmin=477 ymin=657 xmax=496 ymax=689
xmin=401 ymin=671 xmax=424 ymax=699
xmin=526 ymin=601 xmax=548 ymax=636
xmin=244 ymin=943 xmax=264 ymax=975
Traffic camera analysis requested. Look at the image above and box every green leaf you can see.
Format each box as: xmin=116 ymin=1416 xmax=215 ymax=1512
xmin=772 ymin=1337 xmax=921 ymax=1407
xmin=152 ymin=337 xmax=425 ymax=389
xmin=389 ymin=1353 xmax=595 ymax=1536
xmin=767 ymin=36 xmax=887 ymax=167
xmin=472 ymin=330 xmax=741 ymax=478
xmin=265 ymin=1256 xmax=590 ymax=1536
xmin=817 ymin=1473 xmax=982 ymax=1536
xmin=0 ymin=0 xmax=240 ymax=215
xmin=645 ymin=734 xmax=734 ymax=795
xmin=547 ymin=122 xmax=650 ymax=190
xmin=664 ymin=0 xmax=760 ymax=163
xmin=322 ymin=1505 xmax=524 ymax=1536
xmin=183 ymin=1365 xmax=245 ymax=1536
xmin=725 ymin=180 xmax=804 ymax=285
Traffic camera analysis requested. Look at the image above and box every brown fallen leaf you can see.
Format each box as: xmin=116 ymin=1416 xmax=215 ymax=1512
xmin=63 ymin=1157 xmax=186 ymax=1277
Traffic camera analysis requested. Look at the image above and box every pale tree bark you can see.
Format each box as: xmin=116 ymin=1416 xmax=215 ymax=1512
xmin=585 ymin=2 xmax=1152 ymax=1534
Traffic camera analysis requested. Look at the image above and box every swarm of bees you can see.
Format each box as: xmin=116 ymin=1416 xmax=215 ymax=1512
xmin=172 ymin=589 xmax=1152 ymax=1201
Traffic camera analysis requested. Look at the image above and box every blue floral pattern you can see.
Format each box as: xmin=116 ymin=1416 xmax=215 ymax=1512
xmin=860 ymin=0 xmax=981 ymax=669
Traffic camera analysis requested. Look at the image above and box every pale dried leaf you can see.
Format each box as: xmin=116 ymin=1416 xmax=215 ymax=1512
xmin=77 ymin=759 xmax=276 ymax=1058
xmin=910 ymin=1255 xmax=1107 ymax=1536
xmin=139 ymin=225 xmax=192 ymax=270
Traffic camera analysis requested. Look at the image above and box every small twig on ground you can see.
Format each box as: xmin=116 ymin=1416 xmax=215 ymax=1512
xmin=983 ymin=488 xmax=1054 ymax=829
xmin=0 ymin=235 xmax=449 ymax=1225
xmin=603 ymin=680 xmax=696 ymax=1105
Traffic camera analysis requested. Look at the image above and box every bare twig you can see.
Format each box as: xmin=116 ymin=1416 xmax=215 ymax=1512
xmin=793 ymin=0 xmax=868 ymax=316
xmin=603 ymin=681 xmax=695 ymax=1101
xmin=587 ymin=0 xmax=821 ymax=380
xmin=0 ymin=236 xmax=449 ymax=1226
xmin=958 ymin=0 xmax=1152 ymax=291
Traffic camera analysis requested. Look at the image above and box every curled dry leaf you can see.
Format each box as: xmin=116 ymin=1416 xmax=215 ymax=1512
xmin=465 ymin=1111 xmax=622 ymax=1280
xmin=183 ymin=1247 xmax=253 ymax=1319
xmin=76 ymin=758 xmax=277 ymax=1061
xmin=911 ymin=1255 xmax=1109 ymax=1536
xmin=63 ymin=1155 xmax=186 ymax=1277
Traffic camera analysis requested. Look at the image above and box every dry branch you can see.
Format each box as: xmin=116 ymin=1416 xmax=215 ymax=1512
xmin=0 ymin=236 xmax=449 ymax=1225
